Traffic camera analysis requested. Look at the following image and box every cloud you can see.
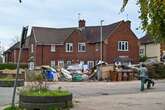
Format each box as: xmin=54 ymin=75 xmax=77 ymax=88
xmin=0 ymin=0 xmax=144 ymax=50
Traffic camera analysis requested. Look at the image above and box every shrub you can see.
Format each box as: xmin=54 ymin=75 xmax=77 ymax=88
xmin=147 ymin=63 xmax=165 ymax=79
xmin=0 ymin=64 xmax=27 ymax=70
xmin=139 ymin=55 xmax=148 ymax=62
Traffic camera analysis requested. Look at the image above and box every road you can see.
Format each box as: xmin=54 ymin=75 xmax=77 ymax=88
xmin=50 ymin=80 xmax=165 ymax=98
xmin=0 ymin=80 xmax=165 ymax=109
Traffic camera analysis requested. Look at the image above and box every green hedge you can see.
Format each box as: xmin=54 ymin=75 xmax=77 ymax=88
xmin=147 ymin=63 xmax=165 ymax=79
xmin=0 ymin=64 xmax=28 ymax=70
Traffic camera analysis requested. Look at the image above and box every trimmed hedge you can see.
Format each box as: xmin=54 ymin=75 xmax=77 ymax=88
xmin=147 ymin=63 xmax=165 ymax=79
xmin=0 ymin=64 xmax=28 ymax=70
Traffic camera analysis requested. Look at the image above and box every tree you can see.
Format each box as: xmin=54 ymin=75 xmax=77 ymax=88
xmin=121 ymin=0 xmax=165 ymax=42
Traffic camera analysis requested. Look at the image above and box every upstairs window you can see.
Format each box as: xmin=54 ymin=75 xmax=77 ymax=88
xmin=78 ymin=43 xmax=86 ymax=52
xmin=118 ymin=41 xmax=128 ymax=51
xmin=51 ymin=44 xmax=56 ymax=52
xmin=66 ymin=43 xmax=73 ymax=52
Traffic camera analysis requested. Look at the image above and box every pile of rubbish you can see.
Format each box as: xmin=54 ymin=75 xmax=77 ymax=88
xmin=60 ymin=64 xmax=91 ymax=81
xmin=40 ymin=63 xmax=102 ymax=81
xmin=39 ymin=61 xmax=136 ymax=82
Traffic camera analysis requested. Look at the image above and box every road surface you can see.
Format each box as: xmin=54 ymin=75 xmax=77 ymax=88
xmin=0 ymin=80 xmax=165 ymax=109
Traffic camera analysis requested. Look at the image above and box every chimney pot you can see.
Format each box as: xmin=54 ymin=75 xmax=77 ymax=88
xmin=126 ymin=20 xmax=131 ymax=28
xmin=79 ymin=19 xmax=86 ymax=28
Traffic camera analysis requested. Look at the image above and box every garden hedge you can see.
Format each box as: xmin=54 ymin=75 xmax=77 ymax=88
xmin=147 ymin=63 xmax=165 ymax=79
xmin=0 ymin=64 xmax=28 ymax=70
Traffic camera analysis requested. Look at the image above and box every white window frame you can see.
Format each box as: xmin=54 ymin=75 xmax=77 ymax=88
xmin=31 ymin=44 xmax=34 ymax=53
xmin=118 ymin=41 xmax=128 ymax=51
xmin=58 ymin=60 xmax=64 ymax=67
xmin=87 ymin=61 xmax=94 ymax=68
xmin=50 ymin=60 xmax=55 ymax=68
xmin=50 ymin=44 xmax=56 ymax=52
xmin=139 ymin=49 xmax=144 ymax=55
xmin=78 ymin=42 xmax=86 ymax=52
xmin=65 ymin=43 xmax=73 ymax=52
xmin=66 ymin=61 xmax=72 ymax=65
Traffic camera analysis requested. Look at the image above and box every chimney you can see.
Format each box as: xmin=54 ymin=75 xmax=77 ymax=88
xmin=126 ymin=20 xmax=131 ymax=28
xmin=79 ymin=19 xmax=86 ymax=28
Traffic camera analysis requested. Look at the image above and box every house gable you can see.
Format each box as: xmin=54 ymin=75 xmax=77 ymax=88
xmin=104 ymin=21 xmax=139 ymax=63
xmin=64 ymin=29 xmax=88 ymax=43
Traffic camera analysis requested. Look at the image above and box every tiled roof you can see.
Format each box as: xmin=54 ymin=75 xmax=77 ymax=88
xmin=4 ymin=37 xmax=29 ymax=54
xmin=139 ymin=34 xmax=154 ymax=44
xmin=82 ymin=21 xmax=121 ymax=43
xmin=32 ymin=27 xmax=75 ymax=44
xmin=32 ymin=20 xmax=122 ymax=44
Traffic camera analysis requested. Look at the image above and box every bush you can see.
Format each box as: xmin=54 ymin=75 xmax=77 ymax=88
xmin=147 ymin=63 xmax=165 ymax=79
xmin=139 ymin=55 xmax=148 ymax=62
xmin=0 ymin=64 xmax=27 ymax=70
xmin=3 ymin=106 xmax=21 ymax=110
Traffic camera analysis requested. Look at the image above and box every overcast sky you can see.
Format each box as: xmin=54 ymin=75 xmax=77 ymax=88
xmin=0 ymin=0 xmax=144 ymax=50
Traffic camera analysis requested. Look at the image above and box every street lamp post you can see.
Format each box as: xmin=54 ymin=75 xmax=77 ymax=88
xmin=100 ymin=20 xmax=104 ymax=63
xmin=98 ymin=20 xmax=104 ymax=80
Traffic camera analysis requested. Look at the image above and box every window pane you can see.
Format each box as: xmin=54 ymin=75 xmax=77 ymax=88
xmin=122 ymin=43 xmax=125 ymax=50
xmin=70 ymin=44 xmax=73 ymax=51
xmin=66 ymin=43 xmax=73 ymax=52
xmin=51 ymin=45 xmax=55 ymax=52
xmin=78 ymin=43 xmax=86 ymax=52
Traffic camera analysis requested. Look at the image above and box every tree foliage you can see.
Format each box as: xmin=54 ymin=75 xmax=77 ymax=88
xmin=121 ymin=0 xmax=165 ymax=42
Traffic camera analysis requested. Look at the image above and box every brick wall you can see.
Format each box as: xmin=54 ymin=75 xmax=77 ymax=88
xmin=35 ymin=30 xmax=100 ymax=66
xmin=32 ymin=21 xmax=139 ymax=66
xmin=4 ymin=49 xmax=29 ymax=64
xmin=104 ymin=22 xmax=139 ymax=64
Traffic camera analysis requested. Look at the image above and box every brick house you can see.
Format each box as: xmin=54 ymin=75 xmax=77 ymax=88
xmin=28 ymin=20 xmax=139 ymax=67
xmin=4 ymin=37 xmax=29 ymax=64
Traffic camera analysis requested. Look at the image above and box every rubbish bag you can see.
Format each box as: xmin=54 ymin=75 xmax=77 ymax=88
xmin=61 ymin=68 xmax=72 ymax=80
xmin=46 ymin=71 xmax=55 ymax=81
xmin=72 ymin=74 xmax=84 ymax=81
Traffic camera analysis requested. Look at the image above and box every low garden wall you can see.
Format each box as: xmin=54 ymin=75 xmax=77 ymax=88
xmin=19 ymin=94 xmax=72 ymax=110
xmin=0 ymin=79 xmax=24 ymax=87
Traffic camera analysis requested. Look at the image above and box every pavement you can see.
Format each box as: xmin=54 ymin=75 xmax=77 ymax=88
xmin=0 ymin=80 xmax=165 ymax=110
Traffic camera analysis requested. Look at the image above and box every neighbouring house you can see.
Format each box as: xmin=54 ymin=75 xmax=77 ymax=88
xmin=3 ymin=37 xmax=29 ymax=64
xmin=139 ymin=34 xmax=165 ymax=62
xmin=28 ymin=20 xmax=139 ymax=68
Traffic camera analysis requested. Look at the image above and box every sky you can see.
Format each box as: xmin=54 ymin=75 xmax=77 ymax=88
xmin=0 ymin=0 xmax=145 ymax=51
